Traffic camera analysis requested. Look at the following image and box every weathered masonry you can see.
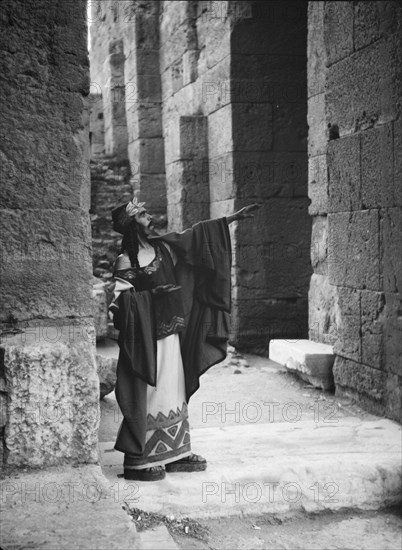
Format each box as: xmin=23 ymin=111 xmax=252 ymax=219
xmin=0 ymin=0 xmax=400 ymax=469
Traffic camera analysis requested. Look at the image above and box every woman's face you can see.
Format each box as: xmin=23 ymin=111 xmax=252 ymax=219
xmin=134 ymin=208 xmax=154 ymax=235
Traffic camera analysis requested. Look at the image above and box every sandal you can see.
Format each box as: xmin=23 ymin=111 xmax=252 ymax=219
xmin=124 ymin=465 xmax=166 ymax=481
xmin=165 ymin=453 xmax=207 ymax=472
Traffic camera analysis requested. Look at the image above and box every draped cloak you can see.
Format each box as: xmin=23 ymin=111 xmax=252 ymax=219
xmin=112 ymin=217 xmax=232 ymax=455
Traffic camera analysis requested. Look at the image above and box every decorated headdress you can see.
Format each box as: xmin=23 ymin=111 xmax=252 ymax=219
xmin=112 ymin=197 xmax=146 ymax=234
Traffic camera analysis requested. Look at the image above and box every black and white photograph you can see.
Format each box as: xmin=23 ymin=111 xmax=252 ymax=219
xmin=0 ymin=1 xmax=401 ymax=549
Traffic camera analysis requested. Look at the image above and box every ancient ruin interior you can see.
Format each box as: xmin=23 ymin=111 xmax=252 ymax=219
xmin=0 ymin=1 xmax=400 ymax=471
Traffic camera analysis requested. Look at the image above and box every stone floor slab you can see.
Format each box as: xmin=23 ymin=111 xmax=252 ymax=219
xmin=99 ymin=416 xmax=401 ymax=519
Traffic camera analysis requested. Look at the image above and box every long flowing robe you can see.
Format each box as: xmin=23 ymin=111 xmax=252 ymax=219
xmin=109 ymin=217 xmax=232 ymax=469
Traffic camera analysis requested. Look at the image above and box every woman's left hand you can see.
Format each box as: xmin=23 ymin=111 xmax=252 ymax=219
xmin=233 ymin=203 xmax=261 ymax=221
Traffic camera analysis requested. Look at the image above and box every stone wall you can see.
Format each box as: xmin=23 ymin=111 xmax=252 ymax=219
xmin=0 ymin=0 xmax=99 ymax=465
xmin=307 ymin=1 xmax=402 ymax=421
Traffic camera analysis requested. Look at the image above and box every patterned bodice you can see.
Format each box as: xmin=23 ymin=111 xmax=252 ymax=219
xmin=113 ymin=242 xmax=185 ymax=339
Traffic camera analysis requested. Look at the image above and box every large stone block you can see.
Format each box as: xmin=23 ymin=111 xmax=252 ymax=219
xmin=380 ymin=207 xmax=402 ymax=293
xmin=126 ymin=102 xmax=162 ymax=141
xmin=269 ymin=339 xmax=335 ymax=390
xmin=134 ymin=13 xmax=160 ymax=51
xmin=308 ymin=154 xmax=328 ymax=215
xmin=181 ymin=200 xmax=210 ymax=229
xmin=327 ymin=135 xmax=361 ymax=212
xmin=307 ymin=94 xmax=327 ymax=157
xmin=208 ymin=105 xmax=233 ymax=157
xmin=213 ymin=151 xmax=307 ymax=200
xmin=328 ymin=210 xmax=380 ymax=290
xmin=326 ymin=35 xmax=401 ymax=135
xmin=307 ymin=1 xmax=326 ymax=97
xmin=135 ymin=49 xmax=160 ymax=76
xmin=136 ymin=174 xmax=167 ymax=214
xmin=232 ymin=102 xmax=273 ymax=151
xmin=199 ymin=56 xmax=231 ymax=115
xmin=136 ymin=74 xmax=162 ymax=103
xmin=208 ymin=153 xmax=235 ymax=202
xmin=310 ymin=215 xmax=328 ymax=275
xmin=0 ymin=92 xmax=90 ymax=210
xmin=231 ymin=4 xmax=306 ymax=57
xmin=163 ymin=76 xmax=204 ymax=119
xmin=1 ymin=326 xmax=99 ymax=467
xmin=197 ymin=16 xmax=231 ymax=70
xmin=180 ymin=116 xmax=208 ymax=159
xmin=171 ymin=57 xmax=184 ymax=94
xmin=160 ymin=0 xmax=192 ymax=45
xmin=234 ymin=197 xmax=312 ymax=246
xmin=353 ymin=1 xmax=380 ymax=50
xmin=166 ymin=159 xmax=209 ymax=202
xmin=353 ymin=1 xmax=402 ymax=52
xmin=393 ymin=117 xmax=402 ymax=205
xmin=209 ymin=197 xmax=235 ymax=222
xmin=324 ymin=2 xmax=353 ymax=66
xmin=0 ymin=209 xmax=93 ymax=322
xmin=128 ymin=138 xmax=165 ymax=174
xmin=160 ymin=21 xmax=197 ymax=72
xmin=182 ymin=49 xmax=198 ymax=85
xmin=383 ymin=292 xmax=402 ymax=377
xmin=334 ymin=286 xmax=361 ymax=363
xmin=333 ymin=356 xmax=386 ymax=413
xmin=308 ymin=273 xmax=340 ymax=346
xmin=361 ymin=123 xmax=394 ymax=208
xmin=272 ymin=100 xmax=307 ymax=153
xmin=165 ymin=115 xmax=208 ymax=164
xmin=234 ymin=253 xmax=308 ymax=300
xmin=361 ymin=290 xmax=385 ymax=370
xmin=231 ymin=54 xmax=306 ymax=98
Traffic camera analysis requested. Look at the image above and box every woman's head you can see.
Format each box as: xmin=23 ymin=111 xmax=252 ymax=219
xmin=113 ymin=198 xmax=155 ymax=266
xmin=133 ymin=208 xmax=154 ymax=236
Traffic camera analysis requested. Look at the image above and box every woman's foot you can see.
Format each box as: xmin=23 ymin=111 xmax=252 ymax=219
xmin=124 ymin=465 xmax=166 ymax=481
xmin=165 ymin=453 xmax=207 ymax=472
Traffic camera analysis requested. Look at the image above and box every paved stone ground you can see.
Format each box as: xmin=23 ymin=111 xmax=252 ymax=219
xmin=0 ymin=464 xmax=141 ymax=550
xmin=99 ymin=344 xmax=402 ymax=549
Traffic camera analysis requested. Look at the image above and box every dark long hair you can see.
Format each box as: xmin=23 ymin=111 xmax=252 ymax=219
xmin=120 ymin=220 xmax=140 ymax=270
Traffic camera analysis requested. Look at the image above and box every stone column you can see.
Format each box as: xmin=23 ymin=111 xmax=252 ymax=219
xmin=103 ymin=39 xmax=128 ymax=158
xmin=0 ymin=0 xmax=99 ymax=466
xmin=125 ymin=1 xmax=166 ymax=220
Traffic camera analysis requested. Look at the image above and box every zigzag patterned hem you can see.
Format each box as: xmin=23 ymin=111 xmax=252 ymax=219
xmin=124 ymin=402 xmax=191 ymax=469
